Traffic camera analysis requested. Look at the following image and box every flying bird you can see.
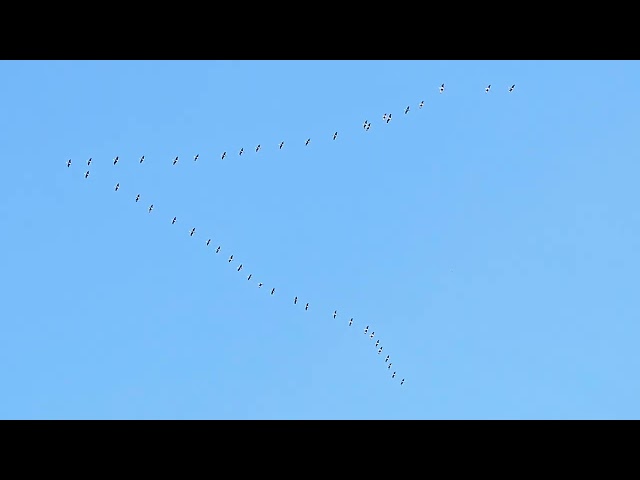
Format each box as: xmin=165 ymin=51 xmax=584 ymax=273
xmin=400 ymin=379 xmax=404 ymax=385
xmin=365 ymin=123 xmax=371 ymax=131
xmin=305 ymin=303 xmax=309 ymax=311
xmin=370 ymin=332 xmax=375 ymax=339
xmin=67 ymin=159 xmax=72 ymax=167
xmin=258 ymin=283 xmax=263 ymax=288
xmin=392 ymin=372 xmax=396 ymax=379
xmin=382 ymin=114 xmax=387 ymax=121
xmin=386 ymin=114 xmax=392 ymax=123
xmin=279 ymin=141 xmax=284 ymax=149
xmin=332 ymin=132 xmax=338 ymax=140
xmin=113 ymin=156 xmax=119 ymax=165
xmin=173 ymin=156 xmax=178 ymax=165
xmin=190 ymin=228 xmax=195 ymax=236
xmin=85 ymin=171 xmax=89 ymax=178
xmin=194 ymin=154 xmax=199 ymax=161
xmin=378 ymin=347 xmax=383 ymax=354
xmin=485 ymin=84 xmax=491 ymax=93
xmin=385 ymin=355 xmax=389 ymax=362
xmin=349 ymin=318 xmax=353 ymax=326
xmin=239 ymin=148 xmax=244 ymax=156
xmin=87 ymin=158 xmax=92 ymax=166
xmin=375 ymin=340 xmax=379 ymax=347
xmin=206 ymin=239 xmax=211 ymax=246
xmin=404 ymin=105 xmax=410 ymax=114
xmin=440 ymin=83 xmax=445 ymax=93
xmin=247 ymin=274 xmax=252 ymax=280
xmin=228 ymin=255 xmax=233 ymax=262
xmin=136 ymin=194 xmax=140 ymax=202
xmin=333 ymin=311 xmax=337 ymax=319
xmin=115 ymin=183 xmax=119 ymax=191
xmin=271 ymin=288 xmax=275 ymax=295
xmin=305 ymin=138 xmax=310 ymax=146
xmin=388 ymin=363 xmax=392 ymax=369
xmin=140 ymin=155 xmax=144 ymax=163
xmin=509 ymin=84 xmax=515 ymax=92
xmin=172 ymin=217 xmax=176 ymax=224
xmin=221 ymin=152 xmax=226 ymax=160
xmin=419 ymin=100 xmax=424 ymax=108
xmin=237 ymin=264 xmax=243 ymax=272
xmin=216 ymin=246 xmax=221 ymax=253
xmin=364 ymin=325 xmax=369 ymax=334
xmin=294 ymin=297 xmax=298 ymax=304
xmin=148 ymin=204 xmax=153 ymax=213
xmin=255 ymin=145 xmax=261 ymax=152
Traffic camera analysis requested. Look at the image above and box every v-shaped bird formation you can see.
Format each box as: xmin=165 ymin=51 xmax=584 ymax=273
xmin=66 ymin=83 xmax=517 ymax=386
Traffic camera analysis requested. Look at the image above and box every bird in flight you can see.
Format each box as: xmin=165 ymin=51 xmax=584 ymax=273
xmin=228 ymin=255 xmax=233 ymax=262
xmin=382 ymin=113 xmax=388 ymax=121
xmin=365 ymin=123 xmax=371 ymax=131
xmin=386 ymin=114 xmax=392 ymax=124
xmin=392 ymin=372 xmax=396 ymax=379
xmin=171 ymin=217 xmax=177 ymax=224
xmin=190 ymin=228 xmax=195 ymax=236
xmin=113 ymin=156 xmax=119 ymax=165
xmin=349 ymin=318 xmax=353 ymax=326
xmin=216 ymin=246 xmax=221 ymax=253
xmin=305 ymin=303 xmax=309 ymax=311
xmin=364 ymin=325 xmax=369 ymax=334
xmin=385 ymin=355 xmax=390 ymax=362
xmin=87 ymin=158 xmax=92 ymax=166
xmin=400 ymin=379 xmax=405 ymax=386
xmin=85 ymin=171 xmax=89 ymax=179
xmin=305 ymin=138 xmax=310 ymax=146
xmin=440 ymin=83 xmax=445 ymax=93
xmin=148 ymin=204 xmax=153 ymax=213
xmin=375 ymin=340 xmax=379 ymax=347
xmin=509 ymin=84 xmax=516 ymax=92
xmin=194 ymin=154 xmax=199 ymax=161
xmin=363 ymin=120 xmax=369 ymax=129
xmin=140 ymin=155 xmax=145 ymax=163
xmin=136 ymin=194 xmax=140 ymax=202
xmin=206 ymin=239 xmax=211 ymax=246
xmin=332 ymin=132 xmax=338 ymax=140
xmin=255 ymin=144 xmax=261 ymax=153
xmin=173 ymin=156 xmax=178 ymax=165
xmin=237 ymin=264 xmax=243 ymax=272
xmin=388 ymin=363 xmax=392 ymax=369
xmin=115 ymin=183 xmax=119 ymax=191
xmin=279 ymin=141 xmax=284 ymax=149
xmin=221 ymin=152 xmax=226 ymax=160
xmin=294 ymin=297 xmax=298 ymax=305
xmin=247 ymin=274 xmax=252 ymax=280
xmin=333 ymin=310 xmax=337 ymax=319
xmin=378 ymin=347 xmax=383 ymax=354
xmin=404 ymin=105 xmax=410 ymax=114
xmin=258 ymin=283 xmax=263 ymax=288
xmin=239 ymin=148 xmax=244 ymax=156
xmin=271 ymin=288 xmax=275 ymax=295
xmin=370 ymin=332 xmax=375 ymax=339
xmin=419 ymin=100 xmax=424 ymax=108
xmin=67 ymin=159 xmax=72 ymax=167
xmin=485 ymin=84 xmax=491 ymax=93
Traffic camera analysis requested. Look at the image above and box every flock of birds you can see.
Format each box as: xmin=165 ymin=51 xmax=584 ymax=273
xmin=67 ymin=83 xmax=517 ymax=387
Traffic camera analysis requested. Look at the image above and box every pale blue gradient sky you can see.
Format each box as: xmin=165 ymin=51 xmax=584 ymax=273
xmin=1 ymin=60 xmax=638 ymax=419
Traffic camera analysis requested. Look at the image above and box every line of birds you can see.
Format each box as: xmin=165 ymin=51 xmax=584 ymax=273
xmin=65 ymin=83 xmax=518 ymax=383
xmin=70 ymin=165 xmax=405 ymax=384
xmin=66 ymin=83 xmax=516 ymax=173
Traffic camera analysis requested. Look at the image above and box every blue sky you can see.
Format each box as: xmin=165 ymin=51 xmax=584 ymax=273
xmin=1 ymin=60 xmax=639 ymax=419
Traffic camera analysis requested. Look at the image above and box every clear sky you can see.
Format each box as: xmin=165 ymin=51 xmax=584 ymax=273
xmin=1 ymin=60 xmax=638 ymax=419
